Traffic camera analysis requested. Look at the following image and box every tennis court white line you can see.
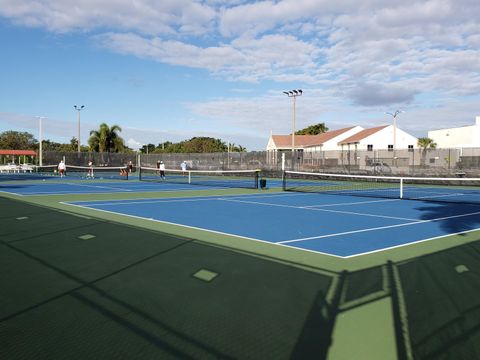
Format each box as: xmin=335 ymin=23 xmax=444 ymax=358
xmin=74 ymin=197 xmax=217 ymax=206
xmin=63 ymin=201 xmax=346 ymax=259
xmin=408 ymin=192 xmax=465 ymax=200
xmin=218 ymin=197 xmax=419 ymax=221
xmin=278 ymin=210 xmax=480 ymax=244
xmin=62 ymin=182 xmax=134 ymax=191
xmin=69 ymin=192 xmax=293 ymax=206
xmin=238 ymin=191 xmax=404 ymax=207
xmin=303 ymin=198 xmax=400 ymax=208
xmin=342 ymin=226 xmax=480 ymax=258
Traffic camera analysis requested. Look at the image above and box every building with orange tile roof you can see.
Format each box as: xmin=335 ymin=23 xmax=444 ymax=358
xmin=266 ymin=126 xmax=363 ymax=152
xmin=338 ymin=125 xmax=417 ymax=151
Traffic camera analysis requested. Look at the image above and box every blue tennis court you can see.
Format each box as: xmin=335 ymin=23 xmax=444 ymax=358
xmin=67 ymin=192 xmax=480 ymax=257
xmin=0 ymin=179 xmax=271 ymax=195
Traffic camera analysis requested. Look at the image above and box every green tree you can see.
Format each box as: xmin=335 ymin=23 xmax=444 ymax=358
xmin=41 ymin=139 xmax=62 ymax=151
xmin=88 ymin=123 xmax=125 ymax=153
xmin=0 ymin=131 xmax=37 ymax=149
xmin=140 ymin=144 xmax=155 ymax=154
xmin=183 ymin=137 xmax=227 ymax=153
xmin=149 ymin=137 xmax=247 ymax=153
xmin=153 ymin=142 xmax=168 ymax=152
xmin=417 ymin=137 xmax=437 ymax=166
xmin=295 ymin=123 xmax=329 ymax=135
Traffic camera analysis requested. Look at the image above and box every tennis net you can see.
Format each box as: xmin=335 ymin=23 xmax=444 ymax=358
xmin=283 ymin=171 xmax=480 ymax=204
xmin=0 ymin=164 xmax=129 ymax=180
xmin=0 ymin=164 xmax=57 ymax=181
xmin=139 ymin=166 xmax=259 ymax=189
xmin=64 ymin=165 xmax=129 ymax=180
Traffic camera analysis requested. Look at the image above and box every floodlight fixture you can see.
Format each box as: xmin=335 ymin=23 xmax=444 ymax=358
xmin=283 ymin=89 xmax=304 ymax=155
xmin=74 ymin=105 xmax=85 ymax=152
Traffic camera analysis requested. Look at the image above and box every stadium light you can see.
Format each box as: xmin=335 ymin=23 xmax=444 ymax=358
xmin=283 ymin=89 xmax=303 ymax=154
xmin=74 ymin=105 xmax=85 ymax=152
xmin=385 ymin=110 xmax=403 ymax=151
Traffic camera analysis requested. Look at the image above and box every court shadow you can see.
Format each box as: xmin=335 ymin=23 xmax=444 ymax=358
xmin=396 ymin=238 xmax=480 ymax=359
xmin=414 ymin=201 xmax=480 ymax=235
xmin=0 ymin=196 xmax=339 ymax=359
xmin=0 ymin=184 xmax=28 ymax=189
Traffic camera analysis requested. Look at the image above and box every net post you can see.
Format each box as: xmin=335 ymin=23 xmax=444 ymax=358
xmin=188 ymin=171 xmax=191 ymax=184
xmin=399 ymin=178 xmax=403 ymax=199
xmin=138 ymin=166 xmax=142 ymax=181
xmin=255 ymin=170 xmax=259 ymax=189
xmin=282 ymin=170 xmax=286 ymax=191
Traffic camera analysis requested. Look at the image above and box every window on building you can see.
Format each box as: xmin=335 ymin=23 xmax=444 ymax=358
xmin=408 ymin=145 xmax=414 ymax=152
xmin=388 ymin=145 xmax=393 ymax=152
xmin=367 ymin=144 xmax=373 ymax=151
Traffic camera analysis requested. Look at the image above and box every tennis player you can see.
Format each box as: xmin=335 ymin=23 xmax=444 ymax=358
xmin=181 ymin=161 xmax=187 ymax=176
xmin=159 ymin=161 xmax=166 ymax=179
xmin=58 ymin=160 xmax=66 ymax=178
xmin=87 ymin=161 xmax=94 ymax=179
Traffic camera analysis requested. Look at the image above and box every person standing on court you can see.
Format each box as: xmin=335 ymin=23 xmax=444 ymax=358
xmin=159 ymin=161 xmax=166 ymax=180
xmin=156 ymin=160 xmax=161 ymax=175
xmin=87 ymin=161 xmax=94 ymax=179
xmin=181 ymin=160 xmax=187 ymax=176
xmin=128 ymin=160 xmax=133 ymax=173
xmin=58 ymin=160 xmax=66 ymax=178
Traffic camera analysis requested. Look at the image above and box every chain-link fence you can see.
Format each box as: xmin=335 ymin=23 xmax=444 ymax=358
xmin=39 ymin=148 xmax=480 ymax=177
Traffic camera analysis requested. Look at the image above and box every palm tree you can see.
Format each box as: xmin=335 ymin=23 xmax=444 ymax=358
xmin=417 ymin=137 xmax=437 ymax=166
xmin=88 ymin=123 xmax=125 ymax=153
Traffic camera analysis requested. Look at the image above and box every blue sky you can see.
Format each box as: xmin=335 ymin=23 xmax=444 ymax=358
xmin=0 ymin=0 xmax=479 ymax=151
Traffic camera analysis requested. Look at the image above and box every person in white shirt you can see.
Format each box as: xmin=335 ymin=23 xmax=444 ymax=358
xmin=58 ymin=160 xmax=66 ymax=178
xmin=87 ymin=161 xmax=94 ymax=179
xmin=159 ymin=161 xmax=166 ymax=179
xmin=181 ymin=161 xmax=187 ymax=176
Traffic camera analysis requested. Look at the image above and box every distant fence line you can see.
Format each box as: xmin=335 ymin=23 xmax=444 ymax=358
xmin=38 ymin=148 xmax=480 ymax=176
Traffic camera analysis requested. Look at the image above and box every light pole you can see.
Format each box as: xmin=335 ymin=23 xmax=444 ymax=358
xmin=74 ymin=105 xmax=85 ymax=152
xmin=37 ymin=116 xmax=44 ymax=166
xmin=385 ymin=110 xmax=403 ymax=151
xmin=283 ymin=89 xmax=303 ymax=154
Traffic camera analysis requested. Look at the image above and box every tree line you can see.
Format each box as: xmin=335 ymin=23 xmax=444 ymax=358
xmin=0 ymin=121 xmax=437 ymax=154
xmin=0 ymin=123 xmax=248 ymax=154
xmin=140 ymin=138 xmax=246 ymax=154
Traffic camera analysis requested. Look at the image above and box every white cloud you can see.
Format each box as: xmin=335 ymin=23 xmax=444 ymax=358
xmin=349 ymin=83 xmax=417 ymax=106
xmin=1 ymin=0 xmax=480 ymax=149
xmin=0 ymin=0 xmax=216 ymax=35
xmin=94 ymin=32 xmax=318 ymax=82
xmin=126 ymin=138 xmax=142 ymax=150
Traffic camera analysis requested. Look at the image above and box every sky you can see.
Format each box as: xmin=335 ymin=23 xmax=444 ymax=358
xmin=0 ymin=0 xmax=479 ymax=151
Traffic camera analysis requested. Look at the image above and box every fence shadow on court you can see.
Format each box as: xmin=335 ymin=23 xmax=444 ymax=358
xmin=0 ymin=196 xmax=337 ymax=359
xmin=2 ymin=196 xmax=480 ymax=359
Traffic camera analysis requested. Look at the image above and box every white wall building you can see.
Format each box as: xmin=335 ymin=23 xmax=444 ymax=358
xmin=266 ymin=126 xmax=362 ymax=152
xmin=428 ymin=116 xmax=480 ymax=148
xmin=338 ymin=125 xmax=418 ymax=151
xmin=304 ymin=126 xmax=363 ymax=151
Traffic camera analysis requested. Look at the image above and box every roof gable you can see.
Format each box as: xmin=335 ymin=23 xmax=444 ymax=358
xmin=338 ymin=125 xmax=389 ymax=145
xmin=271 ymin=126 xmax=357 ymax=148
